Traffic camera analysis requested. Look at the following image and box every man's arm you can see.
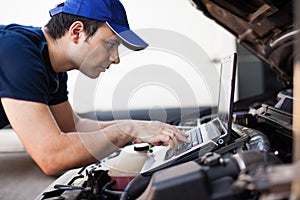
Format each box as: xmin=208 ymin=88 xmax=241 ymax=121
xmin=2 ymin=97 xmax=189 ymax=176
xmin=1 ymin=98 xmax=131 ymax=175
xmin=50 ymin=101 xmax=190 ymax=149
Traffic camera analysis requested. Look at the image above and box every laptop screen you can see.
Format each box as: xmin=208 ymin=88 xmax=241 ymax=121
xmin=216 ymin=53 xmax=237 ymax=135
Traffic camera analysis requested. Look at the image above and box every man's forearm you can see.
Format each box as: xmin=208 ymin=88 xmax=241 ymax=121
xmin=74 ymin=116 xmax=133 ymax=132
xmin=40 ymin=122 xmax=134 ymax=175
xmin=74 ymin=117 xmax=113 ymax=132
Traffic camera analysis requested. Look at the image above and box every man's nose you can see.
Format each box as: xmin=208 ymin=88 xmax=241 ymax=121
xmin=110 ymin=50 xmax=120 ymax=64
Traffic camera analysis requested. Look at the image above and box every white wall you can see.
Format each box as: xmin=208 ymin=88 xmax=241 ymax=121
xmin=1 ymin=0 xmax=236 ymax=113
xmin=0 ymin=1 xmax=61 ymax=26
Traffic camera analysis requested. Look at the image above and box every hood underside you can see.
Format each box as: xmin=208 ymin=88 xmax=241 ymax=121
xmin=189 ymin=0 xmax=294 ymax=86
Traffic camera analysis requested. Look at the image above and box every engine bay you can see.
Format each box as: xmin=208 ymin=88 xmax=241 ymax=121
xmin=36 ymin=87 xmax=294 ymax=200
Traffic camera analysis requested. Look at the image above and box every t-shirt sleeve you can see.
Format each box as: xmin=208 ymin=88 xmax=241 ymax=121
xmin=0 ymin=32 xmax=63 ymax=104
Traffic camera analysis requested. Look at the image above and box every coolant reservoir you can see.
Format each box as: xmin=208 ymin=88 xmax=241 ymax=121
xmin=102 ymin=143 xmax=150 ymax=190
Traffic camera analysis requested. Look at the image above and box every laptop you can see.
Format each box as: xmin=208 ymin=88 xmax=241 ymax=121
xmin=141 ymin=52 xmax=238 ymax=176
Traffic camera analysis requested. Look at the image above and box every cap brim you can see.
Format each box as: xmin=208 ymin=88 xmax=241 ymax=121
xmin=106 ymin=22 xmax=148 ymax=51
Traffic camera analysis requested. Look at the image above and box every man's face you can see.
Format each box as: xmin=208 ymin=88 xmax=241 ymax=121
xmin=74 ymin=24 xmax=121 ymax=78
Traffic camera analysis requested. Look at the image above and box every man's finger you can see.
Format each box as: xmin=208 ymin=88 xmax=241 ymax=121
xmin=176 ymin=131 xmax=191 ymax=143
xmin=162 ymin=130 xmax=179 ymax=149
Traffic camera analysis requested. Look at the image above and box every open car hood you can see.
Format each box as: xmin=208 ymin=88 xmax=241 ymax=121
xmin=189 ymin=0 xmax=294 ymax=86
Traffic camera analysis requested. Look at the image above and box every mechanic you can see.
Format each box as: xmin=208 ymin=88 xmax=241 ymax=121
xmin=0 ymin=0 xmax=189 ymax=175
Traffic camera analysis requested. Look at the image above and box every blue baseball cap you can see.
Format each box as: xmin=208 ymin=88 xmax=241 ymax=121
xmin=49 ymin=0 xmax=148 ymax=51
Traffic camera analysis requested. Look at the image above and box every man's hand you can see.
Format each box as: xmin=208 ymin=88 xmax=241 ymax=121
xmin=116 ymin=120 xmax=190 ymax=150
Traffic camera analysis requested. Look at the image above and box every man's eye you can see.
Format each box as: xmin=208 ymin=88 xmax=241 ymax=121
xmin=106 ymin=42 xmax=114 ymax=49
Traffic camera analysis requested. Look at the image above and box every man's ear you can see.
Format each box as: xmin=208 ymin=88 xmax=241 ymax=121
xmin=69 ymin=21 xmax=85 ymax=43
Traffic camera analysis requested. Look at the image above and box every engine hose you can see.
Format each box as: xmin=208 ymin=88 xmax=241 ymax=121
xmin=204 ymin=150 xmax=281 ymax=183
xmin=247 ymin=129 xmax=271 ymax=152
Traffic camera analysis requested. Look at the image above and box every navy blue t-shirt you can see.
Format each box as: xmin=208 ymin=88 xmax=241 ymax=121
xmin=0 ymin=24 xmax=68 ymax=128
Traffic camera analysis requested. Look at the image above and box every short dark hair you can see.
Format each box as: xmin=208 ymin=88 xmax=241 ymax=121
xmin=45 ymin=3 xmax=104 ymax=40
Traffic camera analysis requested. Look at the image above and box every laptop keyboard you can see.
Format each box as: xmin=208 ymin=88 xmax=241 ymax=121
xmin=164 ymin=127 xmax=203 ymax=160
